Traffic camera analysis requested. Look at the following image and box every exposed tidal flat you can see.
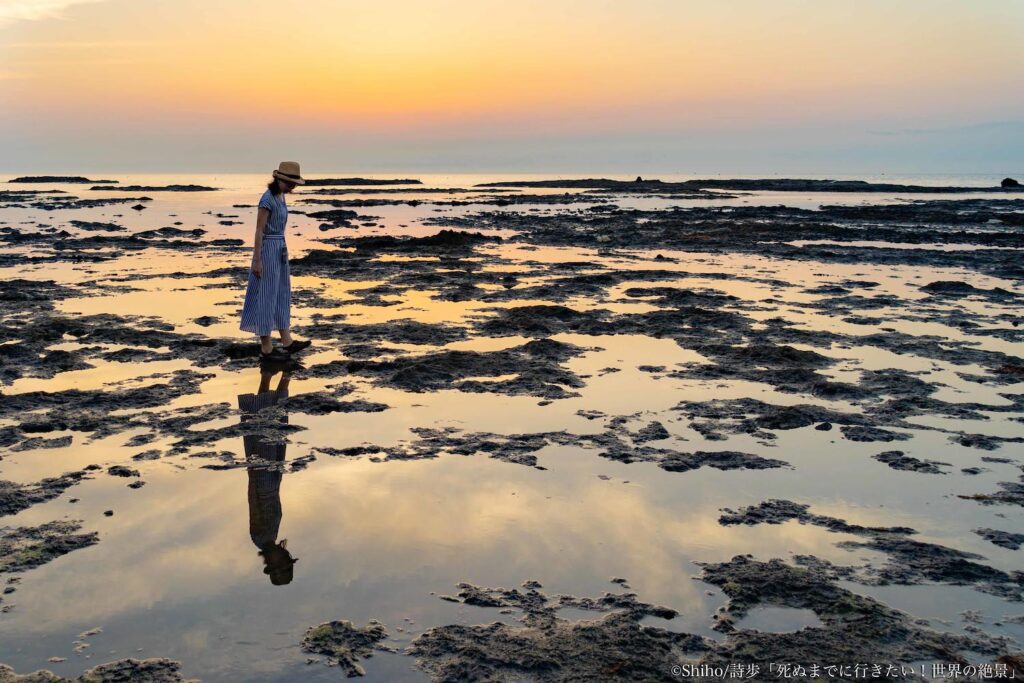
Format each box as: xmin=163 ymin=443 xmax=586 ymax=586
xmin=0 ymin=172 xmax=1022 ymax=681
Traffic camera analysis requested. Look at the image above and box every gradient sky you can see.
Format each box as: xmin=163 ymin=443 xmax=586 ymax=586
xmin=1 ymin=0 xmax=1022 ymax=173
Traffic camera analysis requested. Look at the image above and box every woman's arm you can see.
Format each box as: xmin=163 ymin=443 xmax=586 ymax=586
xmin=251 ymin=207 xmax=270 ymax=277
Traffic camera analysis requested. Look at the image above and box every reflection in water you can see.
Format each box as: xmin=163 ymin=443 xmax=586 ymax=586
xmin=238 ymin=359 xmax=300 ymax=585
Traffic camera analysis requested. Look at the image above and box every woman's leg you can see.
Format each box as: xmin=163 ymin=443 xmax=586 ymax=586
xmin=260 ymin=335 xmax=274 ymax=354
xmin=276 ymin=243 xmax=293 ymax=346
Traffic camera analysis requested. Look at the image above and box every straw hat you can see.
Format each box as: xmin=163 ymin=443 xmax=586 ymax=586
xmin=272 ymin=161 xmax=305 ymax=185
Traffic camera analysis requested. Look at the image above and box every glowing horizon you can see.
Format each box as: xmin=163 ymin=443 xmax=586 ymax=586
xmin=2 ymin=0 xmax=1022 ymax=173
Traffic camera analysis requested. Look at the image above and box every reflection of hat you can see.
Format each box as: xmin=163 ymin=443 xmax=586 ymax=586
xmin=272 ymin=161 xmax=305 ymax=185
xmin=260 ymin=541 xmax=298 ymax=586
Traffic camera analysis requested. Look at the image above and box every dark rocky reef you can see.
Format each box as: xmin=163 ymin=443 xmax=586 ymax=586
xmin=0 ymin=658 xmax=192 ymax=682
xmin=426 ymin=200 xmax=1024 ymax=280
xmin=309 ymin=338 xmax=587 ymax=400
xmin=718 ymin=500 xmax=1024 ymax=600
xmin=475 ymin=176 xmax=1024 ymax=193
xmin=408 ymin=565 xmax=1014 ymax=682
xmin=303 ymin=177 xmax=422 ymax=186
xmin=89 ymin=184 xmax=217 ymax=192
xmin=700 ymin=556 xmax=1011 ymax=672
xmin=872 ymin=450 xmax=949 ymax=474
xmin=301 ymin=620 xmax=391 ymax=677
xmin=0 ymin=520 xmax=99 ymax=573
xmin=974 ymin=528 xmax=1024 ymax=551
xmin=961 ymin=469 xmax=1024 ymax=508
xmin=7 ymin=176 xmax=117 ymax=184
xmin=410 ymin=581 xmax=708 ymax=682
xmin=316 ymin=418 xmax=786 ymax=474
xmin=0 ymin=472 xmax=91 ymax=517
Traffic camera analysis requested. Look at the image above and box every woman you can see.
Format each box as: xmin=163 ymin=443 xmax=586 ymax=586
xmin=239 ymin=161 xmax=312 ymax=359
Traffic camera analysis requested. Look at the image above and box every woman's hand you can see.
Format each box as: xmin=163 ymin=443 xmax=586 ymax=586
xmin=251 ymin=258 xmax=263 ymax=278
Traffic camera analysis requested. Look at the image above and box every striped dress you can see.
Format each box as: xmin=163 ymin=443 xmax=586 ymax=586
xmin=239 ymin=189 xmax=290 ymax=335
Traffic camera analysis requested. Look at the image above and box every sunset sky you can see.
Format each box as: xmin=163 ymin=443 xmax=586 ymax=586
xmin=1 ymin=0 xmax=1022 ymax=173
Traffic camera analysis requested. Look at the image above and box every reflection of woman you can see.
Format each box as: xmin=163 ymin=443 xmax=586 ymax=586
xmin=238 ymin=363 xmax=298 ymax=585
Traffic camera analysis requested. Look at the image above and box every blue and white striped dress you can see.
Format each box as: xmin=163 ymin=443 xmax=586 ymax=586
xmin=240 ymin=189 xmax=290 ymax=335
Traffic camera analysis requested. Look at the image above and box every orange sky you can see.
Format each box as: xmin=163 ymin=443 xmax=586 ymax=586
xmin=2 ymin=0 xmax=1022 ymax=172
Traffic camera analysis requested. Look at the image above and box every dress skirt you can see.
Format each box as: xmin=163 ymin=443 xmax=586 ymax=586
xmin=240 ymin=235 xmax=290 ymax=335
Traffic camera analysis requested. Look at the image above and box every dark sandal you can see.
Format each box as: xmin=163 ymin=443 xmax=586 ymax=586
xmin=260 ymin=348 xmax=289 ymax=360
xmin=283 ymin=340 xmax=311 ymax=354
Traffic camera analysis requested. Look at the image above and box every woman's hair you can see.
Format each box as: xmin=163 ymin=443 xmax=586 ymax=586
xmin=267 ymin=177 xmax=296 ymax=196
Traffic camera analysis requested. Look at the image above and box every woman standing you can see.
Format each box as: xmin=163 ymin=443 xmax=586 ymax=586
xmin=240 ymin=161 xmax=312 ymax=359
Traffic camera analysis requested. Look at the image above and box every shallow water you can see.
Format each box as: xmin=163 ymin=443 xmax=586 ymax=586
xmin=0 ymin=172 xmax=1022 ymax=681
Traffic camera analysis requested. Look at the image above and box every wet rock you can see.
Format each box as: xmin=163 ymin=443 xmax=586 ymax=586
xmin=283 ymin=392 xmax=389 ymax=416
xmin=8 ymin=176 xmax=117 ymax=184
xmin=304 ymin=177 xmax=422 ymax=186
xmin=837 ymin=535 xmax=1024 ymax=599
xmin=699 ymin=555 xmax=1008 ymax=670
xmin=428 ymin=200 xmax=1024 ymax=280
xmin=89 ymin=184 xmax=217 ymax=191
xmin=1003 ymin=178 xmax=1022 ymax=188
xmin=631 ymin=421 xmax=670 ymax=443
xmin=920 ymin=280 xmax=1018 ymax=301
xmin=840 ymin=425 xmax=911 ymax=443
xmin=478 ymin=176 xmax=1023 ymax=194
xmin=135 ymin=227 xmax=206 ymax=239
xmin=872 ymin=450 xmax=949 ymax=474
xmin=9 ymin=435 xmax=74 ymax=452
xmin=718 ymin=500 xmax=1023 ymax=599
xmin=0 ymin=369 xmax=214 ymax=446
xmin=0 ymin=520 xmax=98 ymax=572
xmin=381 ymin=428 xmax=552 ymax=468
xmin=683 ymin=178 xmax=1024 ymax=193
xmin=329 ymin=229 xmax=501 ymax=254
xmin=410 ymin=582 xmax=709 ymax=682
xmin=0 ymin=657 xmax=195 ymax=682
xmin=974 ymin=528 xmax=1024 ymax=551
xmin=719 ymin=500 xmax=915 ymax=535
xmin=296 ymin=317 xmax=468 ymax=346
xmin=107 ymin=465 xmax=140 ymax=478
xmin=961 ymin=476 xmax=1024 ymax=508
xmin=301 ymin=620 xmax=390 ymax=677
xmin=324 ymin=339 xmax=588 ymax=400
xmin=0 ymin=471 xmax=90 ymax=517
xmin=657 ymin=450 xmax=787 ymax=473
xmin=68 ymin=220 xmax=126 ymax=233
xmin=305 ymin=208 xmax=363 ymax=228
xmin=949 ymin=432 xmax=1024 ymax=451
xmin=673 ymin=398 xmax=869 ymax=440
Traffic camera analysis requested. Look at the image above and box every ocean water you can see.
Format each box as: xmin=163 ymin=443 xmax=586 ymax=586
xmin=0 ymin=172 xmax=1021 ymax=681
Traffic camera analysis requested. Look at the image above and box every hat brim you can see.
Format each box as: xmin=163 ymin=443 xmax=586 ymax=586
xmin=273 ymin=170 xmax=305 ymax=185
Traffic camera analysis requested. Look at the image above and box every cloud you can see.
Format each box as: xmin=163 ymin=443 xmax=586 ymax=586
xmin=5 ymin=40 xmax=153 ymax=48
xmin=0 ymin=0 xmax=106 ymax=28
